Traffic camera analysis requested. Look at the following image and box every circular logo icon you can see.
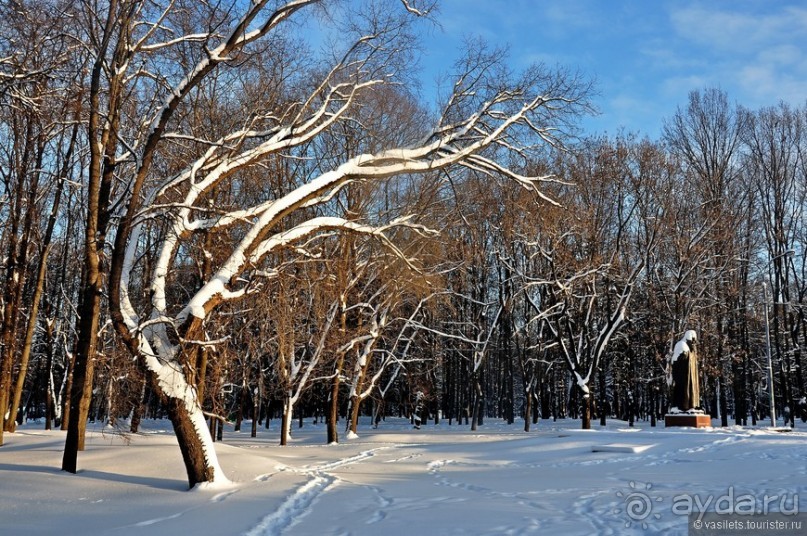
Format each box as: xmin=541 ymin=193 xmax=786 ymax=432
xmin=614 ymin=481 xmax=663 ymax=529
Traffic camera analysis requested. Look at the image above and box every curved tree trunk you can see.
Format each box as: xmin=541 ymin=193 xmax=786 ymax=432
xmin=160 ymin=383 xmax=218 ymax=488
xmin=144 ymin=348 xmax=226 ymax=488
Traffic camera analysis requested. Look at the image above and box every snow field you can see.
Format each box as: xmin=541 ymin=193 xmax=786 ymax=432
xmin=1 ymin=418 xmax=805 ymax=535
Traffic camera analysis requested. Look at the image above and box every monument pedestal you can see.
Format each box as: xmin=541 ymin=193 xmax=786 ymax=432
xmin=664 ymin=413 xmax=711 ymax=428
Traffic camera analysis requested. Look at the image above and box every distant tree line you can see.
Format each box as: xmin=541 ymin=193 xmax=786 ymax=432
xmin=1 ymin=0 xmax=805 ymax=488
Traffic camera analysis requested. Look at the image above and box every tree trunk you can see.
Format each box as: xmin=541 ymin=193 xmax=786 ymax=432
xmin=0 ymin=226 xmax=25 ymax=442
xmin=150 ymin=343 xmax=227 ymax=487
xmin=327 ymin=363 xmax=342 ymax=444
xmin=280 ymin=396 xmax=292 ymax=446
xmin=628 ymin=388 xmax=635 ymax=427
xmin=470 ymin=376 xmax=482 ymax=431
xmin=719 ymin=377 xmax=728 ymax=427
xmin=599 ymin=364 xmax=607 ymax=427
xmin=61 ymin=274 xmax=102 ymax=473
xmin=8 ymin=126 xmax=73 ymax=432
xmin=0 ymin=121 xmax=42 ymax=442
xmin=208 ymin=413 xmax=217 ymax=443
xmin=63 ymin=0 xmax=128 ymax=469
xmin=130 ymin=375 xmax=147 ymax=433
xmin=60 ymin=351 xmax=73 ymax=431
xmin=373 ymin=398 xmax=385 ymax=428
xmin=581 ymin=386 xmax=592 ymax=430
xmin=347 ymin=354 xmax=370 ymax=435
xmin=523 ymin=388 xmax=532 ymax=432
xmin=7 ymin=243 xmax=52 ymax=432
xmin=0 ymin=298 xmax=17 ymax=444
xmin=251 ymin=388 xmax=259 ymax=438
xmin=234 ymin=384 xmax=246 ymax=432
xmin=349 ymin=393 xmax=362 ymax=434
xmin=45 ymin=360 xmax=55 ymax=431
xmin=161 ymin=388 xmax=218 ymax=488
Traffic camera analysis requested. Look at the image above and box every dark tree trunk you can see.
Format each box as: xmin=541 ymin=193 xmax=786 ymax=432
xmin=349 ymin=393 xmax=361 ymax=435
xmin=63 ymin=0 xmax=124 ymax=469
xmin=470 ymin=375 xmax=483 ymax=431
xmin=599 ymin=364 xmax=607 ymax=427
xmin=628 ymin=388 xmax=635 ymax=427
xmin=523 ymin=388 xmax=532 ymax=432
xmin=280 ymin=398 xmax=291 ymax=446
xmin=234 ymin=384 xmax=247 ymax=433
xmin=162 ymin=394 xmax=215 ymax=488
xmin=251 ymin=383 xmax=260 ymax=438
xmin=62 ymin=277 xmax=102 ymax=473
xmin=130 ymin=376 xmax=147 ymax=434
xmin=581 ymin=386 xmax=591 ymax=430
xmin=208 ymin=413 xmax=217 ymax=443
xmin=327 ymin=353 xmax=344 ymax=444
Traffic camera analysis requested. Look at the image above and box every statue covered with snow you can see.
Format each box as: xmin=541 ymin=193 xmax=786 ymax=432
xmin=668 ymin=330 xmax=701 ymax=413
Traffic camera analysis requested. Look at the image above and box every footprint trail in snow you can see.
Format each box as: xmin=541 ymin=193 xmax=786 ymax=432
xmin=243 ymin=447 xmax=389 ymax=535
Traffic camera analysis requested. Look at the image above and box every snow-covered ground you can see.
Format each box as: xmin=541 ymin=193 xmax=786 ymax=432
xmin=1 ymin=417 xmax=805 ymax=535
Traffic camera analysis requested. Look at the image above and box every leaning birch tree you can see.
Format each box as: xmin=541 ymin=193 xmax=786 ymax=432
xmin=97 ymin=1 xmax=587 ymax=487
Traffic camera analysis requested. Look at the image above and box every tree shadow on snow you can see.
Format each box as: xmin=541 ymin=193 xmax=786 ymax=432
xmin=78 ymin=469 xmax=189 ymax=491
xmin=0 ymin=463 xmax=188 ymax=491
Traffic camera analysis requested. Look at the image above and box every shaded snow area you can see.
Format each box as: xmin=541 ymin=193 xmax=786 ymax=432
xmin=1 ymin=418 xmax=805 ymax=535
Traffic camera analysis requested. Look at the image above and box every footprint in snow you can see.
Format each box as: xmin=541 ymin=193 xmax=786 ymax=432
xmin=211 ymin=489 xmax=239 ymax=502
xmin=134 ymin=512 xmax=183 ymax=526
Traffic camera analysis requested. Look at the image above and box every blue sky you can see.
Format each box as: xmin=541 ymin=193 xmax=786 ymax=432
xmin=416 ymin=1 xmax=807 ymax=139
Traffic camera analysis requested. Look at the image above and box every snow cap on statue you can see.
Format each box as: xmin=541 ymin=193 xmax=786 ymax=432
xmin=684 ymin=330 xmax=697 ymax=342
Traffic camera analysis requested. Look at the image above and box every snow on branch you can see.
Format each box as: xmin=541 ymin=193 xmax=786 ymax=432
xmin=399 ymin=0 xmax=434 ymax=17
xmin=247 ymin=216 xmax=419 ymax=262
xmin=176 ymin=215 xmax=434 ymax=324
xmin=137 ymin=33 xmax=210 ymax=52
xmin=461 ymin=154 xmax=561 ymax=206
xmin=119 ymin=18 xmax=586 ymax=378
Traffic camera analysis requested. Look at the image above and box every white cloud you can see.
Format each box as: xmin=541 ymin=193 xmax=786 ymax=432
xmin=661 ymin=3 xmax=807 ymax=109
xmin=756 ymin=45 xmax=803 ymax=67
xmin=669 ymin=5 xmax=807 ymax=52
xmin=737 ymin=64 xmax=807 ymax=107
xmin=419 ymin=1 xmax=806 ymax=137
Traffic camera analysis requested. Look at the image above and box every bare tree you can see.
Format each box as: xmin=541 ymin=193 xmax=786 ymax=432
xmin=93 ymin=2 xmax=588 ymax=486
xmin=0 ymin=0 xmax=78 ymax=443
xmin=743 ymin=102 xmax=807 ymax=426
xmin=663 ymin=88 xmax=747 ymax=425
xmin=537 ymin=137 xmax=660 ymax=429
